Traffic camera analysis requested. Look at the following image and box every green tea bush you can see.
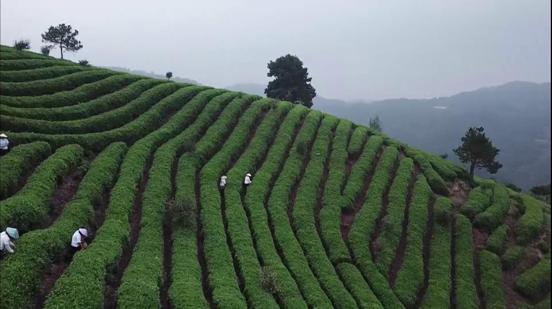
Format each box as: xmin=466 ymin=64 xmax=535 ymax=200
xmin=0 ymin=78 xmax=163 ymax=121
xmin=2 ymin=82 xmax=181 ymax=134
xmin=501 ymin=245 xmax=525 ymax=270
xmin=421 ymin=197 xmax=453 ymax=308
xmin=486 ymin=224 xmax=508 ymax=255
xmin=0 ymin=142 xmax=126 ymax=309
xmin=0 ymin=65 xmax=89 ymax=82
xmin=243 ymin=105 xmax=309 ymax=308
xmin=515 ymin=258 xmax=551 ymax=300
xmin=474 ymin=184 xmax=511 ymax=231
xmin=0 ymin=69 xmax=116 ymax=96
xmin=336 ymin=263 xmax=384 ymax=308
xmin=480 ymin=250 xmax=506 ymax=309
xmin=0 ymin=144 xmax=84 ymax=231
xmin=454 ymin=215 xmax=479 ymax=309
xmin=517 ymin=195 xmax=546 ymax=244
xmin=0 ymin=141 xmax=51 ymax=199
xmin=394 ymin=175 xmax=432 ymax=307
xmin=461 ymin=185 xmax=493 ymax=219
xmin=376 ymin=158 xmax=414 ymax=274
xmin=0 ymin=73 xmax=143 ymax=108
xmin=0 ymin=58 xmax=74 ymax=71
xmin=44 ymin=89 xmax=225 ymax=308
xmin=404 ymin=146 xmax=449 ymax=195
xmin=347 ymin=126 xmax=368 ymax=158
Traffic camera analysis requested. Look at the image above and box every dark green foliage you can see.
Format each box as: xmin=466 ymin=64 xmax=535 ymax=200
xmin=531 ymin=184 xmax=551 ymax=196
xmin=265 ymin=54 xmax=316 ymax=108
xmin=41 ymin=23 xmax=83 ymax=59
xmin=336 ymin=263 xmax=384 ymax=308
xmin=166 ymin=71 xmax=172 ymax=80
xmin=13 ymin=39 xmax=31 ymax=51
xmin=0 ymin=142 xmax=126 ymax=309
xmin=0 ymin=58 xmax=74 ymax=70
xmin=501 ymin=246 xmax=525 ymax=270
xmin=453 ymin=126 xmax=502 ymax=181
xmin=0 ymin=141 xmax=52 ymax=199
xmin=515 ymin=258 xmax=551 ymax=300
xmin=506 ymin=182 xmax=522 ymax=192
xmin=41 ymin=45 xmax=52 ymax=55
xmin=517 ymin=195 xmax=546 ymax=244
xmin=78 ymin=59 xmax=89 ymax=66
xmin=0 ymin=144 xmax=84 ymax=231
xmin=369 ymin=115 xmax=382 ymax=132
xmin=480 ymin=250 xmax=506 ymax=309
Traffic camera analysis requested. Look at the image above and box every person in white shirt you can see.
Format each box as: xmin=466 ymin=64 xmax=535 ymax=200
xmin=0 ymin=133 xmax=9 ymax=155
xmin=70 ymin=228 xmax=89 ymax=255
xmin=244 ymin=173 xmax=252 ymax=186
xmin=219 ymin=175 xmax=227 ymax=190
xmin=0 ymin=227 xmax=19 ymax=257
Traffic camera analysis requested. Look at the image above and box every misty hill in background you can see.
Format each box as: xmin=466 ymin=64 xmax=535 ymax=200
xmin=227 ymin=81 xmax=551 ymax=190
xmin=106 ymin=66 xmax=199 ymax=85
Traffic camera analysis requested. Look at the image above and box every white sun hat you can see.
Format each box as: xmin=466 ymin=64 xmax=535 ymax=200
xmin=0 ymin=133 xmax=7 ymax=138
xmin=79 ymin=228 xmax=88 ymax=237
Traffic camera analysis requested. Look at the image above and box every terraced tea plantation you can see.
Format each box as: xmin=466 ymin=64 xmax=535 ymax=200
xmin=0 ymin=45 xmax=549 ymax=308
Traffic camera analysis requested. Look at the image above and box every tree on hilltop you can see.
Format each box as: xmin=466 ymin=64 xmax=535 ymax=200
xmin=453 ymin=126 xmax=502 ymax=182
xmin=369 ymin=115 xmax=382 ymax=132
xmin=41 ymin=24 xmax=83 ymax=59
xmin=166 ymin=72 xmax=173 ymax=80
xmin=265 ymin=54 xmax=316 ymax=108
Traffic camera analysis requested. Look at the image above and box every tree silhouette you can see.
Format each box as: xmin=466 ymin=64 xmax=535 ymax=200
xmin=265 ymin=54 xmax=316 ymax=108
xmin=166 ymin=72 xmax=173 ymax=80
xmin=41 ymin=24 xmax=83 ymax=59
xmin=453 ymin=126 xmax=502 ymax=181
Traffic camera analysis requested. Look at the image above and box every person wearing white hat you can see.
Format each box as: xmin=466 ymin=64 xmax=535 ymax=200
xmin=0 ymin=227 xmax=19 ymax=256
xmin=244 ymin=173 xmax=252 ymax=186
xmin=219 ymin=175 xmax=227 ymax=190
xmin=70 ymin=228 xmax=89 ymax=255
xmin=0 ymin=133 xmax=9 ymax=155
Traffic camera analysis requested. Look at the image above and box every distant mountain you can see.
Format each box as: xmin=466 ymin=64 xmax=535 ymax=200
xmin=315 ymin=81 xmax=551 ymax=190
xmin=106 ymin=66 xmax=199 ymax=85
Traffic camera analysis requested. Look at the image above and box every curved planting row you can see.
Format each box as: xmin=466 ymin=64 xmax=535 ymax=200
xmin=221 ymin=102 xmax=293 ymax=308
xmin=375 ymin=158 xmax=415 ymax=276
xmin=2 ymin=82 xmax=181 ymax=134
xmin=1 ymin=78 xmax=164 ymax=121
xmin=460 ymin=184 xmax=493 ymax=219
xmin=0 ymin=144 xmax=84 ymax=231
xmin=517 ymin=195 xmax=546 ymax=244
xmin=8 ymin=86 xmax=210 ymax=150
xmin=0 ymin=73 xmax=143 ymax=108
xmin=115 ymin=93 xmax=248 ymax=308
xmin=0 ymin=142 xmax=127 ymax=309
xmin=0 ymin=65 xmax=90 ymax=82
xmin=474 ymin=183 xmax=510 ymax=231
xmin=0 ymin=58 xmax=75 ymax=71
xmin=0 ymin=69 xmax=117 ymax=96
xmin=199 ymin=98 xmax=274 ymax=307
xmin=291 ymin=116 xmax=360 ymax=308
xmin=243 ymin=105 xmax=310 ymax=308
xmin=393 ymin=175 xmax=432 ymax=307
xmin=0 ymin=141 xmax=52 ymax=199
xmin=43 ymin=88 xmax=224 ymax=308
xmin=403 ymin=146 xmax=449 ymax=195
xmin=348 ymin=146 xmax=405 ymax=308
xmin=420 ymin=197 xmax=452 ymax=308
xmin=454 ymin=215 xmax=479 ymax=309
xmin=266 ymin=110 xmax=336 ymax=308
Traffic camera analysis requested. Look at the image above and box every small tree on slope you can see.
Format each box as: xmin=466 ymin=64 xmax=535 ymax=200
xmin=41 ymin=24 xmax=83 ymax=59
xmin=265 ymin=54 xmax=316 ymax=108
xmin=453 ymin=126 xmax=502 ymax=182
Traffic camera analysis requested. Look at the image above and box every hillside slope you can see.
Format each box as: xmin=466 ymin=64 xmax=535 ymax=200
xmin=0 ymin=45 xmax=550 ymax=309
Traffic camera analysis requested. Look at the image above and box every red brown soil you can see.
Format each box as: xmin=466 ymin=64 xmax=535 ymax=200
xmin=41 ymin=168 xmax=84 ymax=228
xmin=104 ymin=165 xmax=150 ymax=309
xmin=388 ymin=168 xmax=418 ymax=286
xmin=34 ymin=258 xmax=69 ymax=308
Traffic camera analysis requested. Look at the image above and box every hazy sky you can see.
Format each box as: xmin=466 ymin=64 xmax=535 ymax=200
xmin=1 ymin=0 xmax=550 ymax=100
